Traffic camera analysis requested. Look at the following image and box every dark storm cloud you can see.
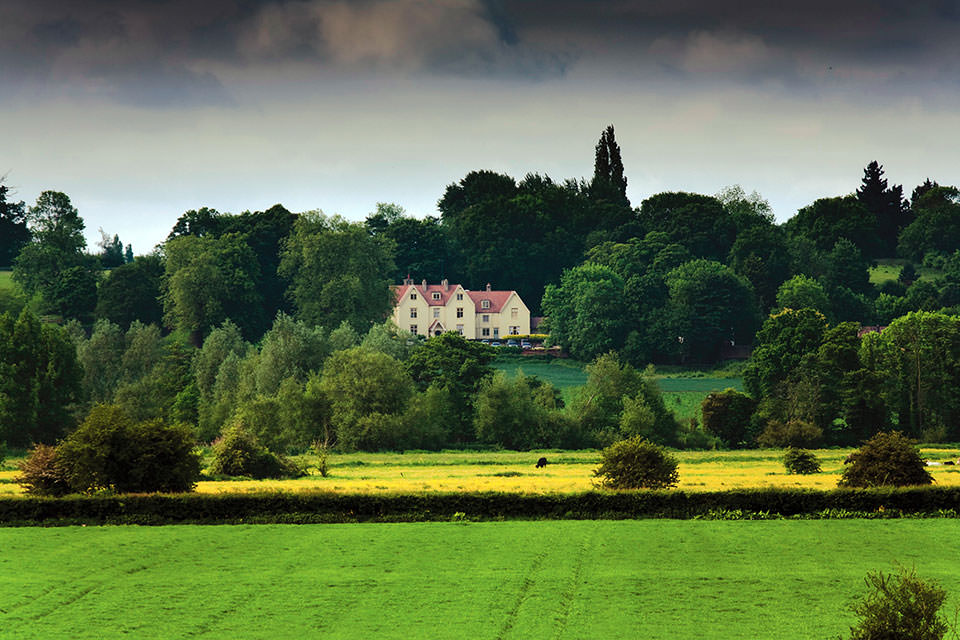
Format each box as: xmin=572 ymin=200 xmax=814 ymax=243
xmin=1 ymin=0 xmax=956 ymax=106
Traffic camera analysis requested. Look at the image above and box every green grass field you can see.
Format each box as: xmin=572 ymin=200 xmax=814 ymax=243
xmin=1 ymin=520 xmax=958 ymax=639
xmin=869 ymin=258 xmax=941 ymax=285
xmin=0 ymin=270 xmax=13 ymax=290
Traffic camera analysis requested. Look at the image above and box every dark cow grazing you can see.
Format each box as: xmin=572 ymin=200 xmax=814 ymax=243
xmin=535 ymin=457 xmax=548 ymax=468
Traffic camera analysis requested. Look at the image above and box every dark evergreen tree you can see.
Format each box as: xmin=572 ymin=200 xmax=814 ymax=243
xmin=856 ymin=161 xmax=910 ymax=258
xmin=97 ymin=229 xmax=126 ymax=268
xmin=910 ymin=178 xmax=939 ymax=210
xmin=0 ymin=182 xmax=30 ymax=268
xmin=590 ymin=125 xmax=629 ymax=208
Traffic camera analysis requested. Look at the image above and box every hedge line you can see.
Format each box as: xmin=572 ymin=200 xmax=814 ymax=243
xmin=3 ymin=487 xmax=960 ymax=526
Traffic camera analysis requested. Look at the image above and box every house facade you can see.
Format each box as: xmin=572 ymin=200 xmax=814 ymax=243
xmin=392 ymin=277 xmax=531 ymax=339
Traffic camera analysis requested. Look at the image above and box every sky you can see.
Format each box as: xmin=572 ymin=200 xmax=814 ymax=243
xmin=2 ymin=0 xmax=959 ymax=254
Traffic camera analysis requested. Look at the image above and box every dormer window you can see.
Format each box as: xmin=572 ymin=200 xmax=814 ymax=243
xmin=481 ymin=300 xmax=491 ymax=309
xmin=432 ymin=292 xmax=441 ymax=300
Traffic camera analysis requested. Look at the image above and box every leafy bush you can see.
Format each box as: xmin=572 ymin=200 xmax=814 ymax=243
xmin=57 ymin=405 xmax=202 ymax=493
xmin=846 ymin=566 xmax=950 ymax=640
xmin=593 ymin=436 xmax=679 ymax=490
xmin=839 ymin=431 xmax=933 ymax=488
xmin=15 ymin=443 xmax=72 ymax=496
xmin=782 ymin=448 xmax=821 ymax=474
xmin=701 ymin=389 xmax=757 ymax=448
xmin=757 ymin=418 xmax=823 ymax=448
xmin=0 ymin=440 xmax=5 ymax=469
xmin=209 ymin=423 xmax=303 ymax=479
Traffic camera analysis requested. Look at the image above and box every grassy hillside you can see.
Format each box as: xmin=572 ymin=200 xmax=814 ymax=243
xmin=0 ymin=270 xmax=13 ymax=290
xmin=1 ymin=520 xmax=957 ymax=639
xmin=869 ymin=258 xmax=941 ymax=285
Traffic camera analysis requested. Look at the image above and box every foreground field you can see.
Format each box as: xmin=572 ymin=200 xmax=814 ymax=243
xmin=1 ymin=520 xmax=958 ymax=639
xmin=4 ymin=447 xmax=960 ymax=496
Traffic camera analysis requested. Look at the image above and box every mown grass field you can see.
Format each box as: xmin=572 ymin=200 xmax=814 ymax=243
xmin=7 ymin=447 xmax=960 ymax=496
xmin=2 ymin=520 xmax=959 ymax=639
xmin=0 ymin=270 xmax=12 ymax=289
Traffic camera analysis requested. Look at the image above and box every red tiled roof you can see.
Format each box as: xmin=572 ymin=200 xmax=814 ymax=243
xmin=466 ymin=290 xmax=516 ymax=314
xmin=393 ymin=283 xmax=462 ymax=306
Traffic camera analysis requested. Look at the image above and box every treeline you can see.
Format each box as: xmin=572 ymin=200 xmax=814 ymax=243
xmin=0 ymin=306 xmax=692 ymax=453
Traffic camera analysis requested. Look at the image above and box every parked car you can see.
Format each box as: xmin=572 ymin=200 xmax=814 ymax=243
xmin=481 ymin=339 xmax=490 ymax=344
xmin=520 ymin=339 xmax=531 ymax=348
xmin=506 ymin=339 xmax=519 ymax=347
xmin=490 ymin=341 xmax=501 ymax=347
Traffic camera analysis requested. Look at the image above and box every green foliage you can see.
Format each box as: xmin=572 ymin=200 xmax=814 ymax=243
xmin=593 ymin=436 xmax=679 ymax=490
xmin=665 ymin=259 xmax=759 ymax=362
xmin=15 ymin=443 xmax=72 ymax=496
xmin=0 ymin=308 xmax=82 ymax=446
xmin=321 ymin=347 xmax=414 ymax=451
xmin=637 ymin=192 xmax=736 ymax=261
xmin=744 ymin=308 xmax=828 ymax=398
xmin=701 ymin=389 xmax=757 ymax=448
xmin=163 ymin=233 xmax=266 ymax=344
xmin=899 ymin=186 xmax=960 ymax=261
xmin=0 ymin=182 xmax=29 ymax=268
xmin=95 ymin=254 xmax=165 ymax=328
xmin=757 ymin=419 xmax=823 ymax=448
xmin=474 ymin=373 xmax=564 ymax=450
xmin=846 ymin=566 xmax=950 ymax=640
xmin=839 ymin=431 xmax=933 ymax=488
xmin=782 ymin=448 xmax=821 ymax=474
xmin=590 ymin=125 xmax=629 ymax=207
xmin=279 ymin=211 xmax=395 ymax=332
xmin=209 ymin=423 xmax=302 ymax=479
xmin=787 ymin=194 xmax=877 ymax=257
xmin=75 ymin=318 xmax=125 ymax=405
xmin=57 ymin=404 xmax=201 ymax=493
xmin=406 ymin=332 xmax=495 ymax=443
xmin=541 ymin=262 xmax=628 ymax=361
xmin=365 ymin=203 xmax=448 ymax=283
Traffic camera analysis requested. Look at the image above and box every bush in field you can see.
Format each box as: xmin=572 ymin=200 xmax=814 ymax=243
xmin=593 ymin=436 xmax=679 ymax=490
xmin=839 ymin=431 xmax=933 ymax=488
xmin=783 ymin=448 xmax=821 ymax=474
xmin=845 ymin=566 xmax=950 ymax=640
xmin=209 ymin=423 xmax=302 ymax=479
xmin=57 ymin=405 xmax=201 ymax=493
xmin=15 ymin=443 xmax=72 ymax=496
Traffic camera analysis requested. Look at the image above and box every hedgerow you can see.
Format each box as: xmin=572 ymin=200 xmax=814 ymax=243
xmin=2 ymin=486 xmax=960 ymax=526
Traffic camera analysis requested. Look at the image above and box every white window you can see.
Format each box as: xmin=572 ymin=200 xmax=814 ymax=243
xmin=410 ymin=325 xmax=418 ymax=334
xmin=410 ymin=292 xmax=417 ymax=300
xmin=432 ymin=292 xmax=441 ymax=300
xmin=511 ymin=307 xmax=518 ymax=318
xmin=481 ymin=300 xmax=490 ymax=309
xmin=456 ymin=324 xmax=464 ymax=335
xmin=482 ymin=314 xmax=489 ymax=323
xmin=456 ymin=307 xmax=463 ymax=318
xmin=410 ymin=308 xmax=417 ymax=318
xmin=482 ymin=328 xmax=490 ymax=337
xmin=433 ymin=309 xmax=440 ymax=318
xmin=456 ymin=293 xmax=463 ymax=300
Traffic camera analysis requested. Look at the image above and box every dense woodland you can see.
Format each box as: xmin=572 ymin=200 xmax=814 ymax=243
xmin=2 ymin=125 xmax=960 ymax=458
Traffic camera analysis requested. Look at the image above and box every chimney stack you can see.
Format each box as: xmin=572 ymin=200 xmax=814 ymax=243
xmin=422 ymin=279 xmax=427 ymax=289
xmin=486 ymin=283 xmax=492 ymax=291
xmin=442 ymin=278 xmax=449 ymax=291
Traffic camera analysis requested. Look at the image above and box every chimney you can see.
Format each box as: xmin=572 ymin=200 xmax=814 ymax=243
xmin=421 ymin=279 xmax=427 ymax=289
xmin=485 ymin=283 xmax=492 ymax=292
xmin=442 ymin=278 xmax=449 ymax=291
xmin=403 ymin=274 xmax=413 ymax=285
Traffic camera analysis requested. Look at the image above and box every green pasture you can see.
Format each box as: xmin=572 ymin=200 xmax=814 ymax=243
xmin=0 ymin=270 xmax=12 ymax=289
xmin=2 ymin=520 xmax=959 ymax=639
xmin=492 ymin=355 xmax=743 ymax=423
xmin=869 ymin=258 xmax=941 ymax=285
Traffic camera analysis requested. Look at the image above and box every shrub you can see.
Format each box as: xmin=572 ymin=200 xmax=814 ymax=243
xmin=593 ymin=436 xmax=679 ymax=490
xmin=757 ymin=418 xmax=823 ymax=448
xmin=700 ymin=389 xmax=757 ymax=448
xmin=839 ymin=431 xmax=933 ymax=488
xmin=846 ymin=566 xmax=950 ymax=640
xmin=209 ymin=423 xmax=303 ymax=479
xmin=57 ymin=405 xmax=202 ymax=493
xmin=783 ymin=448 xmax=821 ymax=474
xmin=15 ymin=443 xmax=72 ymax=496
